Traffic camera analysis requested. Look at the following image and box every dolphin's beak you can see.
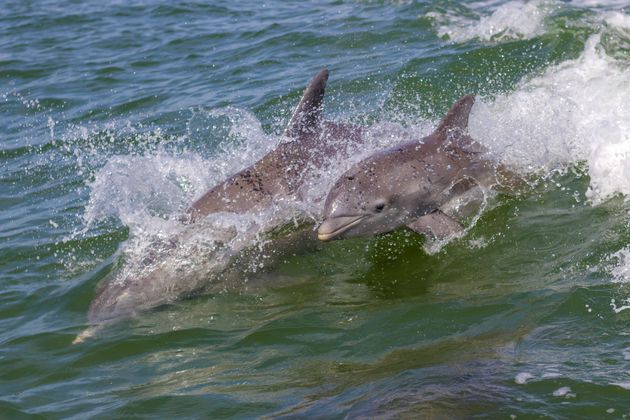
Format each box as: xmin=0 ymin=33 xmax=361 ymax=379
xmin=317 ymin=215 xmax=366 ymax=241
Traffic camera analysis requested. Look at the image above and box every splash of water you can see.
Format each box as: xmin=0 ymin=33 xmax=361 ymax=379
xmin=426 ymin=0 xmax=557 ymax=43
xmin=470 ymin=30 xmax=630 ymax=204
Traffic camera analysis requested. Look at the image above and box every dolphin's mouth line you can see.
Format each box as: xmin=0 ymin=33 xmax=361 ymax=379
xmin=318 ymin=215 xmax=367 ymax=241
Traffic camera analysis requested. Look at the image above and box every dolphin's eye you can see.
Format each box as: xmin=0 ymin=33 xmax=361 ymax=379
xmin=375 ymin=203 xmax=385 ymax=212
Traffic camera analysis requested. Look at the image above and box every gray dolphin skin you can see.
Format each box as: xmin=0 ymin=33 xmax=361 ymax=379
xmin=186 ymin=68 xmax=361 ymax=221
xmin=76 ymin=69 xmax=361 ymax=343
xmin=318 ymin=95 xmax=515 ymax=242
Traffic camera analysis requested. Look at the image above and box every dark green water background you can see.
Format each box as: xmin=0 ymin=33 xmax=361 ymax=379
xmin=3 ymin=0 xmax=630 ymax=418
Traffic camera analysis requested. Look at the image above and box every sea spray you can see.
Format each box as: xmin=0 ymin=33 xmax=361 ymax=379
xmin=470 ymin=32 xmax=630 ymax=203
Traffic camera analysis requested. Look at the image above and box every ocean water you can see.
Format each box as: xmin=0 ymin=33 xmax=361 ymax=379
xmin=2 ymin=0 xmax=630 ymax=417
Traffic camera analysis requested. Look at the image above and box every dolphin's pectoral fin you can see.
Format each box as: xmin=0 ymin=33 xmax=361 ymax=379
xmin=435 ymin=95 xmax=475 ymax=136
xmin=407 ymin=210 xmax=465 ymax=241
xmin=284 ymin=69 xmax=328 ymax=137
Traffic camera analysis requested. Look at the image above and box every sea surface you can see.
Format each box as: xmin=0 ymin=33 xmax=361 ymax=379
xmin=2 ymin=0 xmax=630 ymax=417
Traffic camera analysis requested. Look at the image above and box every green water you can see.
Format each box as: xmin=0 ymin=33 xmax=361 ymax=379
xmin=3 ymin=0 xmax=630 ymax=417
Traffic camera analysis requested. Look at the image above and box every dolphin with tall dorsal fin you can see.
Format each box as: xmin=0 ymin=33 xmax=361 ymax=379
xmin=317 ymin=95 xmax=518 ymax=242
xmin=187 ymin=68 xmax=361 ymax=221
xmin=75 ymin=70 xmax=363 ymax=343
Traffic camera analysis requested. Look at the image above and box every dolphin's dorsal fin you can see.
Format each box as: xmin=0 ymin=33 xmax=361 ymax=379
xmin=283 ymin=69 xmax=328 ymax=137
xmin=434 ymin=95 xmax=475 ymax=136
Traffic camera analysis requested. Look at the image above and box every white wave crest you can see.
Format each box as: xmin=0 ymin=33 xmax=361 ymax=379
xmin=469 ymin=33 xmax=630 ymax=203
xmin=426 ymin=0 xmax=557 ymax=43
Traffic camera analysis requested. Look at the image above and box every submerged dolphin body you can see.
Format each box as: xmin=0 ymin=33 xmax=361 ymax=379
xmin=77 ymin=70 xmax=362 ymax=342
xmin=318 ymin=95 xmax=516 ymax=242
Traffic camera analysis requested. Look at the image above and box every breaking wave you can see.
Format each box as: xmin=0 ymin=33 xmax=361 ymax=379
xmin=426 ymin=0 xmax=628 ymax=44
xmin=427 ymin=0 xmax=556 ymax=43
xmin=471 ymin=32 xmax=630 ymax=203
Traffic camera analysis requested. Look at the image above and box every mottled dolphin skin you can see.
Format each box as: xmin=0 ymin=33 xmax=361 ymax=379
xmin=75 ymin=69 xmax=362 ymax=343
xmin=318 ymin=95 xmax=516 ymax=242
xmin=186 ymin=68 xmax=361 ymax=221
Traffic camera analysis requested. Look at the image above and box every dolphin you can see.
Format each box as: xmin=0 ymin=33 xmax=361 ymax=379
xmin=186 ymin=68 xmax=361 ymax=221
xmin=317 ymin=95 xmax=517 ymax=242
xmin=76 ymin=69 xmax=362 ymax=342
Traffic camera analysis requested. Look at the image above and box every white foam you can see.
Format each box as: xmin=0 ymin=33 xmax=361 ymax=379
xmin=612 ymin=382 xmax=630 ymax=390
xmin=426 ymin=0 xmax=557 ymax=43
xmin=609 ymin=248 xmax=630 ymax=284
xmin=428 ymin=1 xmax=630 ymax=44
xmin=603 ymin=11 xmax=630 ymax=30
xmin=570 ymin=0 xmax=630 ymax=10
xmin=610 ymin=298 xmax=630 ymax=314
xmin=552 ymin=386 xmax=575 ymax=397
xmin=515 ymin=372 xmax=535 ymax=384
xmin=469 ymin=32 xmax=630 ymax=204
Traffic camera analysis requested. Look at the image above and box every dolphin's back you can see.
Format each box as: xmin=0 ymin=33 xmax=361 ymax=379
xmin=186 ymin=70 xmax=332 ymax=221
xmin=186 ymin=69 xmax=370 ymax=222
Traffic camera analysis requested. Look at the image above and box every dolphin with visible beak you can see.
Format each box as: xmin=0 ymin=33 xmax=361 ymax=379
xmin=318 ymin=95 xmax=517 ymax=242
